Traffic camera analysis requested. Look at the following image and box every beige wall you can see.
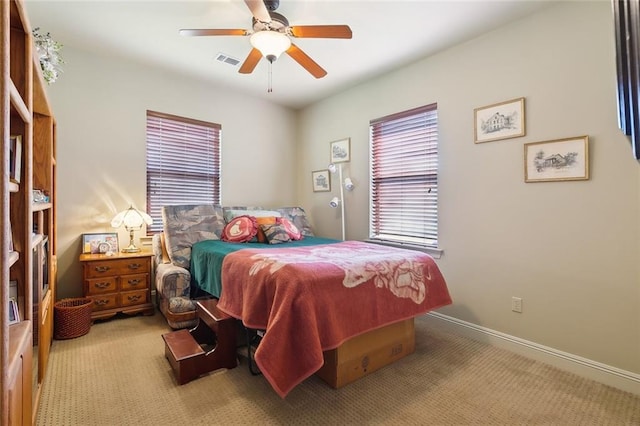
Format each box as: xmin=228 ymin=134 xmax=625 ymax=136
xmin=45 ymin=1 xmax=639 ymax=377
xmin=46 ymin=47 xmax=298 ymax=299
xmin=296 ymin=1 xmax=640 ymax=374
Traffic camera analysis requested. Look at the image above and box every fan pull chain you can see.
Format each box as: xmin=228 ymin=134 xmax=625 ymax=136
xmin=268 ymin=62 xmax=273 ymax=93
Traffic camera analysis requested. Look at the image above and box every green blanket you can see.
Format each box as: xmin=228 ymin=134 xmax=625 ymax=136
xmin=190 ymin=236 xmax=338 ymax=298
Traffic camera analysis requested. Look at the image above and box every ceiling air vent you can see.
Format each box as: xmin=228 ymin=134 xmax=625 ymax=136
xmin=215 ymin=53 xmax=241 ymax=67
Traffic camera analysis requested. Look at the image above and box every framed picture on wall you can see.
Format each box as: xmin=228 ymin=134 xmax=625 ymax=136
xmin=474 ymin=97 xmax=525 ymax=143
xmin=312 ymin=169 xmax=331 ymax=192
xmin=330 ymin=138 xmax=351 ymax=163
xmin=524 ymin=135 xmax=589 ymax=182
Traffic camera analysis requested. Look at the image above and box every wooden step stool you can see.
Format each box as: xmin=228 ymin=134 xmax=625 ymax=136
xmin=162 ymin=298 xmax=237 ymax=385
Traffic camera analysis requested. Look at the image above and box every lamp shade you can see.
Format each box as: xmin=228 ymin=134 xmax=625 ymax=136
xmin=111 ymin=206 xmax=153 ymax=231
xmin=344 ymin=177 xmax=355 ymax=191
xmin=329 ymin=197 xmax=341 ymax=208
xmin=250 ymin=30 xmax=291 ymax=62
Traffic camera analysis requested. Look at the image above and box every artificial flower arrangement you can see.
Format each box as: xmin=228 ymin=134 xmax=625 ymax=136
xmin=32 ymin=27 xmax=64 ymax=84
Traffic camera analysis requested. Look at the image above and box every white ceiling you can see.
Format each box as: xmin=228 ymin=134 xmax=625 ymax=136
xmin=24 ymin=0 xmax=557 ymax=110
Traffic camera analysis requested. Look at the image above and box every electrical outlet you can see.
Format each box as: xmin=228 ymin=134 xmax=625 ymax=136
xmin=511 ymin=297 xmax=523 ymax=313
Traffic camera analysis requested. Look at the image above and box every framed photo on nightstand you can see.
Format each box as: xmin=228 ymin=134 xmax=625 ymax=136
xmin=82 ymin=232 xmax=119 ymax=254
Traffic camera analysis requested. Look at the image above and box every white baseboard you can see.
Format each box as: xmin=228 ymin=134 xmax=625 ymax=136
xmin=424 ymin=312 xmax=640 ymax=396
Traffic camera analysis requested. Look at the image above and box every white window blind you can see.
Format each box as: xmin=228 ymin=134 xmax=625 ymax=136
xmin=146 ymin=110 xmax=221 ymax=233
xmin=369 ymin=103 xmax=439 ymax=247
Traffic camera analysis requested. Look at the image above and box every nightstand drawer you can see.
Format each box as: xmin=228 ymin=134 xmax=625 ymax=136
xmin=89 ymin=294 xmax=119 ymax=311
xmin=120 ymin=273 xmax=148 ymax=291
xmin=120 ymin=290 xmax=148 ymax=307
xmin=85 ymin=258 xmax=149 ymax=278
xmin=86 ymin=277 xmax=117 ymax=295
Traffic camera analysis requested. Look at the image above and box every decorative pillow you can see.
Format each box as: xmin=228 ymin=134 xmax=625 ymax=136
xmin=276 ymin=207 xmax=315 ymax=236
xmin=277 ymin=217 xmax=302 ymax=240
xmin=222 ymin=205 xmax=264 ymax=217
xmin=223 ymin=207 xmax=280 ymax=223
xmin=261 ymin=223 xmax=291 ymax=244
xmin=221 ymin=215 xmax=258 ymax=243
xmin=162 ymin=204 xmax=225 ymax=269
xmin=254 ymin=216 xmax=278 ymax=243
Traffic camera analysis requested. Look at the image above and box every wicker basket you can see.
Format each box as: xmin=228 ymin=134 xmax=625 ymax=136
xmin=54 ymin=298 xmax=93 ymax=339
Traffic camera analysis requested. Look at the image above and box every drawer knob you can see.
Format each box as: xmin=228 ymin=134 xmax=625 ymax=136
xmin=94 ymin=282 xmax=110 ymax=289
xmin=94 ymin=299 xmax=109 ymax=306
xmin=94 ymin=266 xmax=110 ymax=273
xmin=127 ymin=279 xmax=141 ymax=285
xmin=128 ymin=263 xmax=141 ymax=270
xmin=127 ymin=295 xmax=142 ymax=302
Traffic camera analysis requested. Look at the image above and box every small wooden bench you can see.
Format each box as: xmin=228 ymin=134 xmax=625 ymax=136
xmin=162 ymin=299 xmax=237 ymax=385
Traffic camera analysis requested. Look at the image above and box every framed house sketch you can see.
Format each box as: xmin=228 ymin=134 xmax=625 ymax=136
xmin=330 ymin=138 xmax=351 ymax=163
xmin=312 ymin=169 xmax=331 ymax=192
xmin=524 ymin=136 xmax=589 ymax=182
xmin=474 ymin=98 xmax=525 ymax=143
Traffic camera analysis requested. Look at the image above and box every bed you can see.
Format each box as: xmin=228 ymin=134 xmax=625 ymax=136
xmin=190 ymin=236 xmax=452 ymax=397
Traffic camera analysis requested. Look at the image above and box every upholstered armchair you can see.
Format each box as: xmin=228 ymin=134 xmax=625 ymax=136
xmin=152 ymin=233 xmax=198 ymax=329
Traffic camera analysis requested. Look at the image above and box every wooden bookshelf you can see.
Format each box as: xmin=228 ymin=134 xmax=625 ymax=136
xmin=2 ymin=0 xmax=57 ymax=423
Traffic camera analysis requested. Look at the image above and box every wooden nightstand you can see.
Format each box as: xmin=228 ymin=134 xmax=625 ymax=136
xmin=79 ymin=251 xmax=155 ymax=320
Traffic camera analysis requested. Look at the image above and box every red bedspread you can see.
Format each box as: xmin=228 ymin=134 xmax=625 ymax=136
xmin=216 ymin=241 xmax=451 ymax=397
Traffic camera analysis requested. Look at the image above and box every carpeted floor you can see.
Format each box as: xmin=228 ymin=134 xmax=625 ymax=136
xmin=36 ymin=312 xmax=640 ymax=425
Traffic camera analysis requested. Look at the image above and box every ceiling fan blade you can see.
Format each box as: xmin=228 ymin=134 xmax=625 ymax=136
xmin=179 ymin=29 xmax=248 ymax=37
xmin=239 ymin=48 xmax=263 ymax=74
xmin=244 ymin=0 xmax=271 ymax=23
xmin=286 ymin=44 xmax=327 ymax=79
xmin=289 ymin=25 xmax=352 ymax=39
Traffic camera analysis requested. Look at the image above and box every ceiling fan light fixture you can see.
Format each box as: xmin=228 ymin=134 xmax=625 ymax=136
xmin=250 ymin=30 xmax=291 ymax=63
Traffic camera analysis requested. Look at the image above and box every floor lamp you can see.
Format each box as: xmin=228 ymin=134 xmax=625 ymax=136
xmin=328 ymin=163 xmax=355 ymax=241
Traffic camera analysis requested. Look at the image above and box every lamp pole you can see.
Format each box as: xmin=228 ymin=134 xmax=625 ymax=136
xmin=338 ymin=163 xmax=345 ymax=241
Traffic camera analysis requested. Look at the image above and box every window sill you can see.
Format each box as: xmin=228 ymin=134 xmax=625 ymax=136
xmin=364 ymin=239 xmax=443 ymax=259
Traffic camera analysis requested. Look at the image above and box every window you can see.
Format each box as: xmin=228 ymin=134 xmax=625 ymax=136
xmin=146 ymin=110 xmax=221 ymax=233
xmin=369 ymin=103 xmax=439 ymax=248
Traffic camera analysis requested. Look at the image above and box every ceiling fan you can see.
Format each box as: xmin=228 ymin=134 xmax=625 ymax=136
xmin=179 ymin=0 xmax=352 ymax=79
